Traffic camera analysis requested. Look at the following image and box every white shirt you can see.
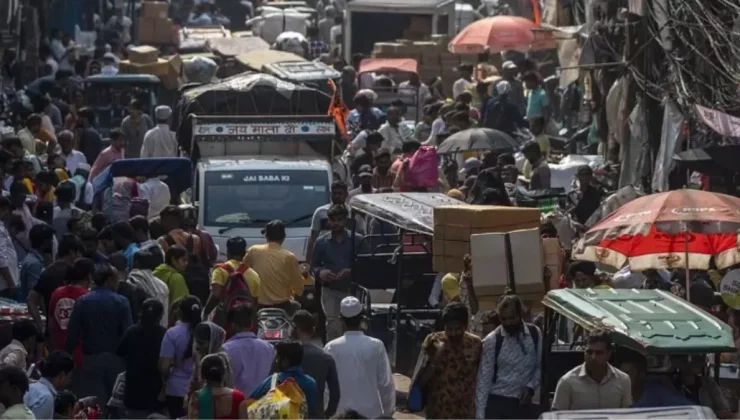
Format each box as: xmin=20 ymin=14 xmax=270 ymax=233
xmin=41 ymin=115 xmax=56 ymax=138
xmin=329 ymin=24 xmax=342 ymax=45
xmin=0 ymin=223 xmax=18 ymax=290
xmin=324 ymin=331 xmax=395 ymax=419
xmin=62 ymin=150 xmax=87 ymax=174
xmin=72 ymin=179 xmax=94 ymax=206
xmin=141 ymin=124 xmax=179 ymax=158
xmin=377 ymin=122 xmax=414 ymax=151
xmin=452 ymin=78 xmax=474 ymax=100
xmin=50 ymin=39 xmax=65 ymax=61
xmin=45 ymin=58 xmax=59 ymax=77
xmin=138 ymin=178 xmax=171 ymax=220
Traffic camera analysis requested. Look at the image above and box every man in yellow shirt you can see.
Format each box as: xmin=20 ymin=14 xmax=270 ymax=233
xmin=204 ymin=237 xmax=261 ymax=321
xmin=244 ymin=220 xmax=303 ymax=315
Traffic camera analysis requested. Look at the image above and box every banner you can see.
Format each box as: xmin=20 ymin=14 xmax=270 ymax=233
xmin=695 ymin=104 xmax=740 ymax=137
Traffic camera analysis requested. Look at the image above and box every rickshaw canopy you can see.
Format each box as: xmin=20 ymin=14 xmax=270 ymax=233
xmin=92 ymin=158 xmax=193 ymax=196
xmin=358 ymin=58 xmax=418 ymax=75
xmin=349 ymin=192 xmax=465 ymax=235
xmin=543 ymin=288 xmax=735 ymax=354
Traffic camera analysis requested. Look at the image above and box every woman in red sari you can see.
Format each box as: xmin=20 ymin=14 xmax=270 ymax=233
xmin=188 ymin=353 xmax=248 ymax=419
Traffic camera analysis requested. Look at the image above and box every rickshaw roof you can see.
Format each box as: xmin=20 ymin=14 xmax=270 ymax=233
xmin=235 ymin=50 xmax=306 ymax=71
xmin=349 ymin=193 xmax=466 ymax=235
xmin=543 ymin=288 xmax=735 ymax=354
xmin=358 ymin=58 xmax=418 ymax=75
xmin=85 ymin=74 xmax=161 ymax=84
xmin=92 ymin=158 xmax=193 ymax=195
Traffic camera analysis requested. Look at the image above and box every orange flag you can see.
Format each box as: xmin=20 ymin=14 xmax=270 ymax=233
xmin=327 ymin=78 xmax=349 ymax=139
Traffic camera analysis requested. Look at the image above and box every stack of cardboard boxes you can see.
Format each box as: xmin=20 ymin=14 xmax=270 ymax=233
xmin=433 ymin=205 xmax=544 ymax=311
xmin=432 ymin=205 xmax=541 ymax=273
xmin=119 ymin=46 xmax=182 ymax=90
xmin=370 ymin=34 xmax=464 ymax=95
xmin=139 ymin=1 xmax=175 ymax=45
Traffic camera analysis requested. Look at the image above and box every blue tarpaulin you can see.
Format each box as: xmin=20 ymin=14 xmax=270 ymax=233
xmin=92 ymin=157 xmax=193 ymax=196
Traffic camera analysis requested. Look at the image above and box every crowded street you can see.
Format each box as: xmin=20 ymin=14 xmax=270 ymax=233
xmin=0 ymin=0 xmax=738 ymax=418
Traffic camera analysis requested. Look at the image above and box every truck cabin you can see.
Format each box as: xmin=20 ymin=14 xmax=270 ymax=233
xmin=190 ymin=115 xmax=337 ymax=262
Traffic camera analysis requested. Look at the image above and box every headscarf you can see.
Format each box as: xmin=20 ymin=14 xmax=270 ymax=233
xmin=467 ymin=168 xmax=510 ymax=205
xmin=188 ymin=322 xmax=233 ymax=399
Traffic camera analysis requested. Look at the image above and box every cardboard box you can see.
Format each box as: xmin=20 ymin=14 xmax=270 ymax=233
xmin=142 ymin=1 xmax=168 ymax=19
xmin=160 ymin=54 xmax=182 ymax=89
xmin=435 ymin=205 xmax=541 ymax=230
xmin=119 ymin=58 xmax=169 ymax=77
xmin=128 ymin=45 xmax=159 ymax=64
xmin=137 ymin=17 xmax=156 ymax=44
xmin=433 ymin=206 xmax=541 ymax=272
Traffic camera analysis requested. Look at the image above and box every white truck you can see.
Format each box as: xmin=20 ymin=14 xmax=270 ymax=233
xmin=190 ymin=115 xmax=336 ymax=261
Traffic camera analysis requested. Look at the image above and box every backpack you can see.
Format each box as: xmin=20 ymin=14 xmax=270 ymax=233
xmin=492 ymin=323 xmax=539 ymax=383
xmin=248 ymin=374 xmax=307 ymax=420
xmin=209 ymin=262 xmax=255 ymax=329
xmin=165 ymin=233 xmax=210 ymax=304
xmin=406 ymin=146 xmax=439 ymax=189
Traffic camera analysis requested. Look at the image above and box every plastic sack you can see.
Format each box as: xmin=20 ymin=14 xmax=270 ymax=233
xmin=407 ymin=146 xmax=439 ymax=189
xmin=248 ymin=375 xmax=307 ymax=419
xmin=182 ymin=56 xmax=218 ymax=84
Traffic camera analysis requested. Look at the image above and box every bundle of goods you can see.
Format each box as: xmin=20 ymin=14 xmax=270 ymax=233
xmin=182 ymin=55 xmax=219 ymax=84
xmin=119 ymin=46 xmax=182 ymax=89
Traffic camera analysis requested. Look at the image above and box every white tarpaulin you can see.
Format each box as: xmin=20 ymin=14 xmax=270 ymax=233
xmin=652 ymin=100 xmax=684 ymax=192
xmin=695 ymin=104 xmax=740 ymax=137
xmin=606 ymin=78 xmax=625 ymax=144
xmin=620 ymin=100 xmax=646 ymax=188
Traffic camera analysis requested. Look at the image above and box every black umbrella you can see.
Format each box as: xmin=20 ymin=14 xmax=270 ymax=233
xmin=673 ymin=145 xmax=740 ymax=175
xmin=437 ymin=128 xmax=519 ymax=154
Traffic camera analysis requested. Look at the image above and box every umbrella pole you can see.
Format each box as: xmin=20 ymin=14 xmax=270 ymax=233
xmin=685 ymin=231 xmax=690 ymax=301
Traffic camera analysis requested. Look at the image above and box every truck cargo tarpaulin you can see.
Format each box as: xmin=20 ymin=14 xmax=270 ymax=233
xmin=173 ymin=73 xmax=332 ymax=157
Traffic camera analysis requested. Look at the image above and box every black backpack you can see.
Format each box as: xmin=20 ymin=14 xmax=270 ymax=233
xmin=166 ymin=234 xmax=210 ymax=304
xmin=492 ymin=323 xmax=540 ymax=383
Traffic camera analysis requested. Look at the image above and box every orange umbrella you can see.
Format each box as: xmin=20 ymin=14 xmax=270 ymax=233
xmin=448 ymin=16 xmax=556 ymax=55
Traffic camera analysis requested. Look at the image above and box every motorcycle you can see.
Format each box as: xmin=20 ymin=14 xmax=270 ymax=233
xmin=256 ymin=308 xmax=292 ymax=344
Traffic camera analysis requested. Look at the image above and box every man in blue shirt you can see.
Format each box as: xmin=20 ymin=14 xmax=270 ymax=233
xmin=111 ymin=221 xmax=139 ymax=270
xmin=65 ymin=263 xmax=132 ymax=407
xmin=25 ymin=351 xmax=74 ymax=420
xmin=20 ymin=224 xmax=53 ymax=300
xmin=250 ymin=340 xmax=319 ymax=418
xmin=619 ymin=354 xmax=693 ymax=408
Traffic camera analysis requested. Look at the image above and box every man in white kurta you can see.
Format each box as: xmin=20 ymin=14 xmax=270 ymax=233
xmin=324 ymin=297 xmax=395 ymax=419
xmin=140 ymin=106 xmax=179 ymax=158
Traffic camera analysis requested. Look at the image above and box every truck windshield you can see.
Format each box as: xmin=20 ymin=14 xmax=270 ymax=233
xmin=204 ymin=170 xmax=330 ymax=228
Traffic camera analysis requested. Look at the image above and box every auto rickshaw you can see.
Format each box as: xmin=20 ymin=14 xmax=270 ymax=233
xmin=357 ymin=58 xmax=422 ymax=123
xmin=83 ymin=74 xmax=161 ymax=141
xmin=348 ymin=192 xmax=467 ymax=375
xmin=540 ymin=288 xmax=736 ymax=416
